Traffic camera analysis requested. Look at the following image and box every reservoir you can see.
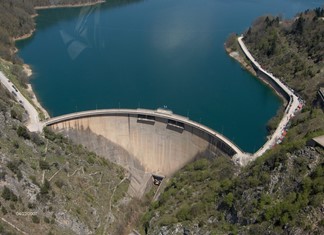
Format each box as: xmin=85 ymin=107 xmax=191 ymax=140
xmin=16 ymin=0 xmax=321 ymax=152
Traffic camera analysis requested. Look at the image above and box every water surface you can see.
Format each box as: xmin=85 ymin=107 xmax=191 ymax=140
xmin=17 ymin=0 xmax=322 ymax=152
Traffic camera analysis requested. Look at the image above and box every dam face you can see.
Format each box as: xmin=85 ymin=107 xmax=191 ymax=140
xmin=46 ymin=109 xmax=242 ymax=197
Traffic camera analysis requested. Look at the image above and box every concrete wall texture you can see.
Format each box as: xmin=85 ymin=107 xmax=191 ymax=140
xmin=46 ymin=109 xmax=243 ymax=197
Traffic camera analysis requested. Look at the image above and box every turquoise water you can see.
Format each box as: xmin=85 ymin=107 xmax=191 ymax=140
xmin=16 ymin=0 xmax=322 ymax=152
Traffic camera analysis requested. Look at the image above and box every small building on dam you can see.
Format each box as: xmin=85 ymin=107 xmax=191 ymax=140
xmin=45 ymin=108 xmax=244 ymax=197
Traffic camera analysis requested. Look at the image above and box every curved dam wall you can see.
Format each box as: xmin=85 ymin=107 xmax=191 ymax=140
xmin=45 ymin=109 xmax=243 ymax=196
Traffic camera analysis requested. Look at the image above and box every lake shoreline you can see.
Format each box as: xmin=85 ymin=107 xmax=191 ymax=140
xmin=22 ymin=64 xmax=50 ymax=119
xmin=224 ymin=42 xmax=287 ymax=106
xmin=225 ymin=46 xmax=256 ymax=76
xmin=13 ymin=0 xmax=105 ymax=119
xmin=14 ymin=1 xmax=105 ymax=42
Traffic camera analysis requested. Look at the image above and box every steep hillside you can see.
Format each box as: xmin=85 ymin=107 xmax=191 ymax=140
xmin=0 ymin=82 xmax=134 ymax=234
xmin=0 ymin=1 xmax=148 ymax=234
xmin=141 ymin=8 xmax=324 ymax=235
xmin=142 ymin=146 xmax=323 ymax=234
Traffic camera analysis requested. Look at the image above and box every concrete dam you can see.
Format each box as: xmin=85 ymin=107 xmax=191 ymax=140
xmin=45 ymin=108 xmax=244 ymax=197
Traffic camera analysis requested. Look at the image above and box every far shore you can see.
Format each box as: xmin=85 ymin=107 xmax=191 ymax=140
xmin=35 ymin=0 xmax=105 ymax=10
xmin=14 ymin=0 xmax=105 ymax=42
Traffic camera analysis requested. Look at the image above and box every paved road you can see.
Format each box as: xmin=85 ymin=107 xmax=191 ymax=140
xmin=238 ymin=36 xmax=302 ymax=157
xmin=0 ymin=71 xmax=43 ymax=132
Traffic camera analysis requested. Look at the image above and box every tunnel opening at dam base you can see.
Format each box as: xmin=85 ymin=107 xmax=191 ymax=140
xmin=152 ymin=174 xmax=164 ymax=186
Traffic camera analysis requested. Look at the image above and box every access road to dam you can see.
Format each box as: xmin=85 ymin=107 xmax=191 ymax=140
xmin=0 ymin=71 xmax=43 ymax=132
xmin=237 ymin=35 xmax=303 ymax=162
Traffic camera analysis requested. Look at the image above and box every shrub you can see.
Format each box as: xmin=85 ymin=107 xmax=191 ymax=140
xmin=32 ymin=215 xmax=40 ymax=224
xmin=1 ymin=206 xmax=7 ymax=215
xmin=319 ymin=219 xmax=324 ymax=227
xmin=17 ymin=126 xmax=30 ymax=139
xmin=12 ymin=140 xmax=19 ymax=149
xmin=176 ymin=203 xmax=191 ymax=221
xmin=43 ymin=127 xmax=64 ymax=143
xmin=224 ymin=192 xmax=234 ymax=208
xmin=40 ymin=179 xmax=50 ymax=195
xmin=190 ymin=202 xmax=205 ymax=217
xmin=2 ymin=187 xmax=11 ymax=200
xmin=30 ymin=175 xmax=39 ymax=187
xmin=11 ymin=109 xmax=22 ymax=121
xmin=39 ymin=160 xmax=50 ymax=170
xmin=7 ymin=160 xmax=23 ymax=181
xmin=87 ymin=155 xmax=95 ymax=164
xmin=16 ymin=169 xmax=22 ymax=181
xmin=7 ymin=160 xmax=21 ymax=174
xmin=30 ymin=132 xmax=44 ymax=146
xmin=1 ymin=186 xmax=17 ymax=202
xmin=9 ymin=203 xmax=15 ymax=210
xmin=0 ymin=171 xmax=6 ymax=181
xmin=158 ymin=215 xmax=177 ymax=226
xmin=28 ymin=203 xmax=36 ymax=209
xmin=55 ymin=179 xmax=64 ymax=189
xmin=193 ymin=159 xmax=209 ymax=171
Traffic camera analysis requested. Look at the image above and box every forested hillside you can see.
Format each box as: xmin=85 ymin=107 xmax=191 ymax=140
xmin=142 ymin=147 xmax=323 ymax=234
xmin=244 ymin=8 xmax=324 ymax=104
xmin=141 ymin=8 xmax=324 ymax=235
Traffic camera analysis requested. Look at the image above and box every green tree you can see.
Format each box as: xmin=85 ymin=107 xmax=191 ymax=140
xmin=39 ymin=160 xmax=50 ymax=170
xmin=40 ymin=179 xmax=50 ymax=195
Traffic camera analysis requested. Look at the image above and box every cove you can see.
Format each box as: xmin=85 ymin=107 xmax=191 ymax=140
xmin=16 ymin=0 xmax=321 ymax=152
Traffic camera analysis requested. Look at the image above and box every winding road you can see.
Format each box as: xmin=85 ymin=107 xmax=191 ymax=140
xmin=0 ymin=71 xmax=43 ymax=132
xmin=238 ymin=36 xmax=302 ymax=158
